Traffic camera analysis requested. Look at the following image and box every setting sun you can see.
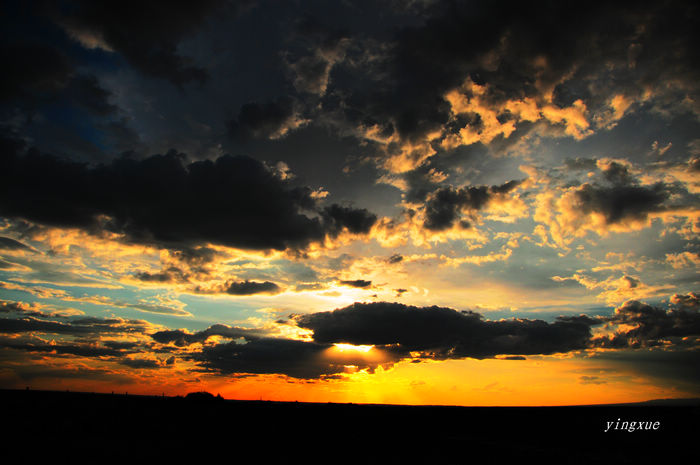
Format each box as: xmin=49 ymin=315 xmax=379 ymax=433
xmin=333 ymin=343 xmax=374 ymax=353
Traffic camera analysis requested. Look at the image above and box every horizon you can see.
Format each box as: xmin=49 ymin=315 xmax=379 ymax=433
xmin=4 ymin=388 xmax=700 ymax=408
xmin=0 ymin=0 xmax=698 ymax=406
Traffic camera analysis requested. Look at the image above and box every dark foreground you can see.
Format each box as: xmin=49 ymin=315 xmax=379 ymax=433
xmin=3 ymin=389 xmax=698 ymax=464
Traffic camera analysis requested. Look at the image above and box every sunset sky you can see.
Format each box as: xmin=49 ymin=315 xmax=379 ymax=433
xmin=0 ymin=0 xmax=698 ymax=405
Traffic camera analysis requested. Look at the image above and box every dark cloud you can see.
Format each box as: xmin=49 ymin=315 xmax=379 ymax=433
xmin=53 ymin=0 xmax=231 ymax=86
xmin=308 ymin=0 xmax=700 ymax=160
xmin=134 ymin=266 xmax=189 ymax=284
xmin=671 ymin=292 xmax=700 ymax=310
xmin=224 ymin=280 xmax=282 ymax=296
xmin=574 ymin=167 xmax=672 ymax=225
xmin=0 ymin=301 xmax=53 ymax=318
xmin=0 ymin=237 xmax=34 ymax=251
xmin=590 ymin=348 xmax=700 ymax=387
xmin=0 ymin=42 xmax=72 ymax=101
xmin=0 ymin=40 xmax=119 ymax=123
xmin=0 ymin=339 xmax=124 ymax=358
xmin=228 ymin=97 xmax=299 ymax=141
xmin=294 ymin=302 xmax=600 ymax=359
xmin=399 ymin=164 xmax=447 ymax=203
xmin=151 ymin=324 xmax=268 ymax=347
xmin=191 ymin=336 xmax=401 ymax=379
xmin=0 ymin=139 xmax=377 ymax=252
xmin=689 ymin=157 xmax=700 ymax=172
xmin=423 ymin=180 xmax=521 ymax=231
xmin=98 ymin=118 xmax=143 ymax=155
xmin=388 ymin=254 xmax=403 ymax=264
xmin=0 ymin=317 xmax=96 ymax=335
xmin=339 ymin=279 xmax=372 ymax=289
xmin=0 ymin=313 xmax=153 ymax=337
xmin=193 ymin=280 xmax=283 ymax=296
xmin=601 ymin=161 xmax=633 ymax=185
xmin=565 ymin=158 xmax=598 ymax=171
xmin=169 ymin=247 xmax=218 ymax=265
xmin=289 ymin=53 xmax=333 ymax=95
xmin=321 ymin=204 xmax=377 ymax=235
xmin=192 ymin=338 xmax=336 ymax=379
xmin=63 ymin=75 xmax=118 ymax=116
xmin=133 ymin=247 xmax=218 ymax=283
xmin=593 ymin=297 xmax=700 ymax=349
xmin=285 ymin=16 xmax=350 ymax=95
xmin=103 ymin=341 xmax=141 ymax=351
xmin=119 ymin=358 xmax=163 ymax=369
xmin=7 ymin=363 xmax=133 ymax=383
xmin=579 ymin=375 xmax=606 ymax=385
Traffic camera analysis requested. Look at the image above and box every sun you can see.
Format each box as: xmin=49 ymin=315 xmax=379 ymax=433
xmin=333 ymin=343 xmax=373 ymax=353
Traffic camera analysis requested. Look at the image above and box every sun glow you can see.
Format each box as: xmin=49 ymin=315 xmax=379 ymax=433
xmin=333 ymin=343 xmax=374 ymax=353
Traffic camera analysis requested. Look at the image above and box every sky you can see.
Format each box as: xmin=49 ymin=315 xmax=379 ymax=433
xmin=0 ymin=0 xmax=698 ymax=405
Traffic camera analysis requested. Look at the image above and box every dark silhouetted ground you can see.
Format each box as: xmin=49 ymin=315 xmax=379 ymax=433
xmin=2 ymin=389 xmax=697 ymax=464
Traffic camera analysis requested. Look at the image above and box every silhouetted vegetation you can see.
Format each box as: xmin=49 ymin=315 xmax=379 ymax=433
xmin=184 ymin=391 xmax=224 ymax=402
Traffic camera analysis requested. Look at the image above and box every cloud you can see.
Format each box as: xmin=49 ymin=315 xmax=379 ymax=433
xmin=14 ymin=290 xmax=191 ymax=317
xmin=321 ymin=205 xmax=378 ymax=236
xmin=589 ymin=348 xmax=700 ymax=387
xmin=579 ymin=375 xmax=607 ymax=385
xmin=0 ymin=139 xmax=377 ymax=252
xmin=0 ymin=237 xmax=36 ymax=252
xmin=193 ymin=280 xmax=283 ymax=296
xmin=118 ymin=357 xmax=166 ymax=369
xmin=0 ymin=38 xmax=121 ymax=124
xmin=2 ymin=295 xmax=695 ymax=382
xmin=394 ymin=288 xmax=408 ymax=297
xmin=0 ymin=317 xmax=99 ymax=335
xmin=294 ymin=302 xmax=600 ymax=359
xmin=0 ymin=339 xmax=125 ymax=358
xmin=228 ymin=97 xmax=308 ymax=141
xmin=307 ymin=1 xmax=700 ymax=174
xmin=285 ymin=16 xmax=350 ymax=95
xmin=151 ymin=323 xmax=269 ymax=347
xmin=223 ymin=280 xmax=282 ymax=296
xmin=423 ymin=180 xmax=521 ymax=231
xmin=191 ymin=337 xmax=400 ymax=379
xmin=551 ymin=273 xmax=675 ymax=306
xmin=0 ymin=42 xmax=72 ymax=101
xmin=54 ymin=0 xmax=232 ymax=85
xmin=125 ymin=302 xmax=191 ymax=317
xmin=0 ymin=299 xmax=82 ymax=318
xmin=671 ymin=293 xmax=700 ymax=310
xmin=63 ymin=75 xmax=118 ymax=116
xmin=133 ymin=267 xmax=189 ymax=284
xmin=0 ymin=311 xmax=156 ymax=338
xmin=574 ymin=183 xmax=670 ymax=225
xmin=131 ymin=246 xmax=220 ymax=284
xmin=339 ymin=279 xmax=372 ymax=289
xmin=535 ymin=159 xmax=697 ymax=246
xmin=4 ymin=361 xmax=133 ymax=383
xmin=592 ymin=295 xmax=700 ymax=349
xmin=192 ymin=338 xmax=336 ymax=379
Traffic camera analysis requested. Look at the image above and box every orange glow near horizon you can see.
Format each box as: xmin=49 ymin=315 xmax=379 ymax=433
xmin=3 ymin=355 xmax=693 ymax=406
xmin=199 ymin=356 xmax=691 ymax=406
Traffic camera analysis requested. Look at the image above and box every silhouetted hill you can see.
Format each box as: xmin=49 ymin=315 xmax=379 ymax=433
xmin=2 ymin=389 xmax=697 ymax=464
xmin=184 ymin=390 xmax=224 ymax=402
